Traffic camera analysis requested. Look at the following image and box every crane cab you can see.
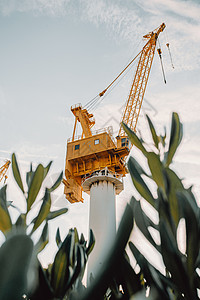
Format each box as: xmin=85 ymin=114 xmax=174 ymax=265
xmin=116 ymin=136 xmax=131 ymax=149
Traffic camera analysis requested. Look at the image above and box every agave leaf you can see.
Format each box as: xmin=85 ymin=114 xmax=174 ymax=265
xmin=128 ymin=157 xmax=155 ymax=207
xmin=122 ymin=122 xmax=147 ymax=156
xmin=177 ymin=191 xmax=199 ymax=278
xmin=129 ymin=242 xmax=173 ymax=299
xmin=74 ymin=227 xmax=79 ymax=244
xmin=0 ymin=234 xmax=33 ymax=300
xmin=165 ymin=112 xmax=183 ymax=167
xmin=0 ymin=186 xmax=12 ymax=233
xmin=50 ymin=230 xmax=75 ymax=297
xmin=68 ymin=244 xmax=86 ymax=289
xmin=43 ymin=161 xmax=53 ymax=180
xmin=56 ymin=228 xmax=62 ymax=247
xmin=12 ymin=153 xmax=25 ymax=194
xmin=15 ymin=213 xmax=26 ymax=229
xmin=116 ymin=254 xmax=142 ymax=297
xmin=130 ymin=197 xmax=160 ymax=252
xmin=146 ymin=114 xmax=159 ymax=149
xmin=31 ymin=189 xmax=51 ymax=233
xmin=28 ymin=263 xmax=54 ymax=300
xmin=165 ymin=168 xmax=184 ymax=227
xmin=86 ymin=229 xmax=95 ymax=256
xmin=48 ymin=171 xmax=63 ymax=193
xmin=26 ymin=163 xmax=34 ymax=189
xmin=47 ymin=208 xmax=68 ymax=221
xmin=160 ymin=219 xmax=195 ymax=299
xmin=27 ymin=164 xmax=44 ymax=212
xmin=35 ymin=222 xmax=49 ymax=253
xmin=147 ymin=152 xmax=165 ymax=190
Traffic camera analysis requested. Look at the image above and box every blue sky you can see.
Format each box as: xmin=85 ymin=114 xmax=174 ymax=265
xmin=0 ymin=0 xmax=200 ymax=266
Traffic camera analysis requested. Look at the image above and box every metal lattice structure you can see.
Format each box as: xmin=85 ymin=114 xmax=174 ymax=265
xmin=119 ymin=23 xmax=165 ymax=136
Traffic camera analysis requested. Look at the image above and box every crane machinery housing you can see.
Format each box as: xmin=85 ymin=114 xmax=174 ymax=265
xmin=63 ymin=23 xmax=166 ymax=203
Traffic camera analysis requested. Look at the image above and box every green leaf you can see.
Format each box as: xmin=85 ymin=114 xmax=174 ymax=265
xmin=159 ymin=219 xmax=195 ymax=299
xmin=43 ymin=161 xmax=53 ymax=180
xmin=165 ymin=168 xmax=184 ymax=227
xmin=86 ymin=229 xmax=95 ymax=256
xmin=122 ymin=122 xmax=147 ymax=155
xmin=0 ymin=234 xmax=33 ymax=300
xmin=35 ymin=222 xmax=49 ymax=253
xmin=177 ymin=191 xmax=199 ymax=278
xmin=15 ymin=214 xmax=26 ymax=229
xmin=12 ymin=153 xmax=25 ymax=193
xmin=56 ymin=228 xmax=62 ymax=247
xmin=26 ymin=163 xmax=34 ymax=189
xmin=50 ymin=230 xmax=75 ymax=298
xmin=31 ymin=188 xmax=51 ymax=233
xmin=47 ymin=208 xmax=68 ymax=221
xmin=146 ymin=114 xmax=159 ymax=149
xmin=0 ymin=186 xmax=12 ymax=233
xmin=165 ymin=112 xmax=183 ymax=167
xmin=147 ymin=152 xmax=165 ymax=190
xmin=68 ymin=244 xmax=86 ymax=288
xmin=130 ymin=197 xmax=160 ymax=252
xmin=28 ymin=263 xmax=54 ymax=300
xmin=128 ymin=157 xmax=155 ymax=206
xmin=48 ymin=171 xmax=63 ymax=193
xmin=27 ymin=164 xmax=44 ymax=211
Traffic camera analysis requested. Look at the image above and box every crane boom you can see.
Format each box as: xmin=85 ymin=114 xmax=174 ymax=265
xmin=119 ymin=22 xmax=165 ymax=135
xmin=0 ymin=160 xmax=10 ymax=183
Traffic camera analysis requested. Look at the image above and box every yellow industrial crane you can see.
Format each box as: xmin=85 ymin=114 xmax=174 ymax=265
xmin=63 ymin=23 xmax=166 ymax=203
xmin=0 ymin=160 xmax=10 ymax=184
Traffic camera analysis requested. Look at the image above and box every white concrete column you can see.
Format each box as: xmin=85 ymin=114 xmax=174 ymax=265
xmin=82 ymin=169 xmax=123 ymax=283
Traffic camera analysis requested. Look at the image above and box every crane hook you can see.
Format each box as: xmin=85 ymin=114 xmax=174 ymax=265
xmin=166 ymin=43 xmax=174 ymax=69
xmin=157 ymin=48 xmax=166 ymax=84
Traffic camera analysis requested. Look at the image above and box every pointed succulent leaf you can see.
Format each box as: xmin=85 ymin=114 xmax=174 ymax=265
xmin=15 ymin=214 xmax=26 ymax=229
xmin=43 ymin=161 xmax=53 ymax=180
xmin=56 ymin=228 xmax=62 ymax=247
xmin=74 ymin=227 xmax=79 ymax=244
xmin=48 ymin=171 xmax=63 ymax=193
xmin=0 ymin=186 xmax=12 ymax=233
xmin=0 ymin=234 xmax=33 ymax=300
xmin=86 ymin=229 xmax=95 ymax=256
xmin=129 ymin=156 xmax=150 ymax=177
xmin=47 ymin=208 xmax=68 ymax=221
xmin=177 ymin=191 xmax=199 ymax=277
xmin=147 ymin=152 xmax=165 ymax=190
xmin=26 ymin=163 xmax=34 ymax=189
xmin=50 ymin=230 xmax=75 ymax=297
xmin=165 ymin=112 xmax=183 ymax=167
xmin=122 ymin=122 xmax=147 ymax=156
xmin=146 ymin=114 xmax=159 ymax=149
xmin=31 ymin=188 xmax=51 ymax=233
xmin=79 ymin=233 xmax=86 ymax=245
xmin=68 ymin=244 xmax=86 ymax=288
xmin=27 ymin=164 xmax=44 ymax=211
xmin=12 ymin=153 xmax=25 ymax=193
xmin=35 ymin=222 xmax=49 ymax=253
xmin=165 ymin=168 xmax=184 ymax=227
xmin=130 ymin=197 xmax=160 ymax=252
xmin=114 ymin=254 xmax=142 ymax=297
xmin=160 ymin=219 xmax=195 ymax=299
xmin=28 ymin=262 xmax=54 ymax=300
xmin=128 ymin=157 xmax=155 ymax=206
